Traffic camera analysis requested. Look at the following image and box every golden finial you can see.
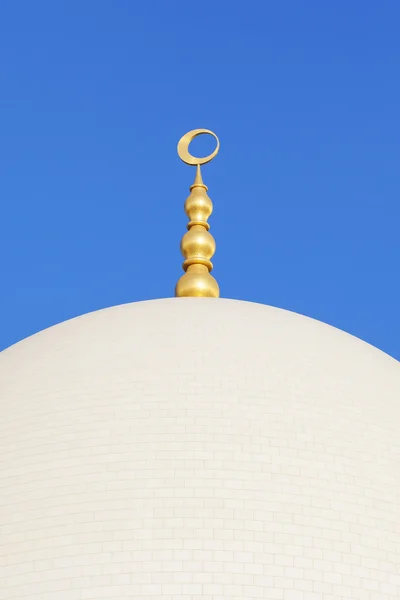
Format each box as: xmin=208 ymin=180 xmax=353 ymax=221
xmin=175 ymin=129 xmax=220 ymax=298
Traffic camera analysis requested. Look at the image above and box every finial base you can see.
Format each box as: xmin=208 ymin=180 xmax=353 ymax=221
xmin=175 ymin=265 xmax=220 ymax=298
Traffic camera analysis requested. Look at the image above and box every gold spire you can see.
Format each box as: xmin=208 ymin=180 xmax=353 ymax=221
xmin=175 ymin=129 xmax=220 ymax=298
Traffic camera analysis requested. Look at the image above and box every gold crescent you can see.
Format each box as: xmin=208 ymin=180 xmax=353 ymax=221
xmin=177 ymin=129 xmax=220 ymax=166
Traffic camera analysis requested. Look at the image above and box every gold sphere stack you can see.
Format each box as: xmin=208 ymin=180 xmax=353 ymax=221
xmin=175 ymin=129 xmax=220 ymax=298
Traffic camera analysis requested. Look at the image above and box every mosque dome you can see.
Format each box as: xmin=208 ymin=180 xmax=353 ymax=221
xmin=1 ymin=297 xmax=400 ymax=599
xmin=2 ymin=128 xmax=400 ymax=599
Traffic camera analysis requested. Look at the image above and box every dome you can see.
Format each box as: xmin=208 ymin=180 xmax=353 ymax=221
xmin=1 ymin=297 xmax=399 ymax=599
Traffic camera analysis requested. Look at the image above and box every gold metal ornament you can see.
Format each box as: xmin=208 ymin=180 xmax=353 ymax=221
xmin=175 ymin=129 xmax=220 ymax=298
xmin=177 ymin=128 xmax=220 ymax=166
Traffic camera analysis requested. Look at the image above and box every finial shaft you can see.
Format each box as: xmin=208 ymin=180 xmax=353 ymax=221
xmin=175 ymin=130 xmax=220 ymax=298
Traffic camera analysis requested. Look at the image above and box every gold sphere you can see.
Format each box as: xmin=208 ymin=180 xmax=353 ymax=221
xmin=181 ymin=226 xmax=216 ymax=261
xmin=175 ymin=265 xmax=220 ymax=298
xmin=185 ymin=189 xmax=213 ymax=223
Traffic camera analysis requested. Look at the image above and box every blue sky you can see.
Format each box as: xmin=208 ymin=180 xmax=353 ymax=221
xmin=1 ymin=1 xmax=399 ymax=359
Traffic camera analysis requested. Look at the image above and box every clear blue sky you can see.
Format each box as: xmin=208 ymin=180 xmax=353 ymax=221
xmin=1 ymin=1 xmax=399 ymax=359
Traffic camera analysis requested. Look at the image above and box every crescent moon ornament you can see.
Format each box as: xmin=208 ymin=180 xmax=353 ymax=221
xmin=177 ymin=128 xmax=220 ymax=166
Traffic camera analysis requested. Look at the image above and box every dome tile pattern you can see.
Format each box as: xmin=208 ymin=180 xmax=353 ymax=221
xmin=1 ymin=299 xmax=399 ymax=599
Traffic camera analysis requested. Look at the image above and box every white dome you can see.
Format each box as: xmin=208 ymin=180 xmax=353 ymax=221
xmin=1 ymin=298 xmax=399 ymax=599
